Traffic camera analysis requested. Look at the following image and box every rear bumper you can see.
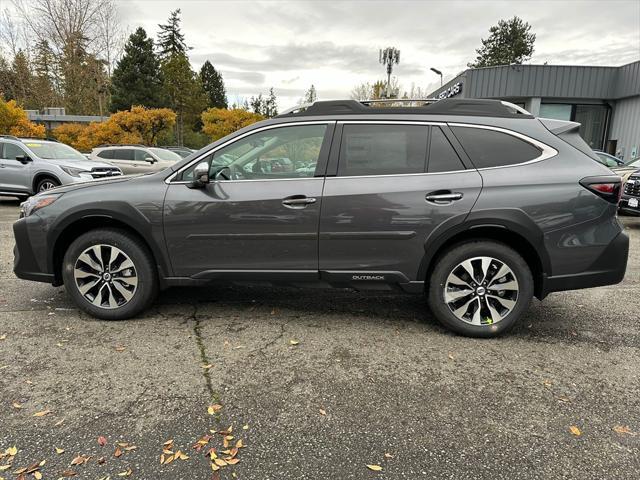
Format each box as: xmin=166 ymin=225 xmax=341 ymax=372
xmin=13 ymin=217 xmax=55 ymax=284
xmin=540 ymin=230 xmax=629 ymax=297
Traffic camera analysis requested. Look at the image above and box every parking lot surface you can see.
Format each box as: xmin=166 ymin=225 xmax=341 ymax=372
xmin=1 ymin=196 xmax=639 ymax=479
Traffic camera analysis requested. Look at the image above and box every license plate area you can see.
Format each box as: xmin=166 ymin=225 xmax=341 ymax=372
xmin=629 ymin=198 xmax=639 ymax=208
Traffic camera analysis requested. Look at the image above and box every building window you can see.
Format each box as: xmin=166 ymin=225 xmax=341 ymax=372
xmin=539 ymin=104 xmax=572 ymax=121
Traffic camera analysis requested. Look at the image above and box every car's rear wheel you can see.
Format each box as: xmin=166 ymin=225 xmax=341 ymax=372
xmin=62 ymin=229 xmax=157 ymax=320
xmin=36 ymin=177 xmax=60 ymax=193
xmin=428 ymin=240 xmax=533 ymax=338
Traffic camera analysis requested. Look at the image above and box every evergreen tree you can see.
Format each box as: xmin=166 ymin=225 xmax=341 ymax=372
xmin=161 ymin=52 xmax=207 ymax=144
xmin=11 ymin=50 xmax=32 ymax=107
xmin=265 ymin=88 xmax=278 ymax=117
xmin=304 ymin=84 xmax=317 ymax=103
xmin=200 ymin=60 xmax=227 ymax=109
xmin=469 ymin=16 xmax=536 ymax=68
xmin=32 ymin=39 xmax=59 ymax=110
xmin=249 ymin=93 xmax=263 ymax=115
xmin=157 ymin=9 xmax=189 ymax=60
xmin=110 ymin=27 xmax=164 ymax=112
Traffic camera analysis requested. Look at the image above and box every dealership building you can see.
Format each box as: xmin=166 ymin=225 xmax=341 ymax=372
xmin=430 ymin=60 xmax=640 ymax=161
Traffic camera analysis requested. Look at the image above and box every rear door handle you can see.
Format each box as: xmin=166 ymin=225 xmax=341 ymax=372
xmin=282 ymin=195 xmax=317 ymax=209
xmin=425 ymin=191 xmax=464 ymax=204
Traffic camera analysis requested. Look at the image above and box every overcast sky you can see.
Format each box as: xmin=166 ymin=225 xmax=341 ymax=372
xmin=119 ymin=0 xmax=638 ymax=108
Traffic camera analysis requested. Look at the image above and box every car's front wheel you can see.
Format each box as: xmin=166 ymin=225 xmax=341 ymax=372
xmin=62 ymin=229 xmax=157 ymax=320
xmin=428 ymin=240 xmax=533 ymax=338
xmin=36 ymin=177 xmax=60 ymax=193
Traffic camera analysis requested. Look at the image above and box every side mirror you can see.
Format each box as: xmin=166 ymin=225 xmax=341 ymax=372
xmin=144 ymin=156 xmax=155 ymax=163
xmin=15 ymin=155 xmax=31 ymax=164
xmin=188 ymin=162 xmax=210 ymax=189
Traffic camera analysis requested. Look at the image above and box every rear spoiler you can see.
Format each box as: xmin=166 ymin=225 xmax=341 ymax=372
xmin=538 ymin=117 xmax=581 ymax=135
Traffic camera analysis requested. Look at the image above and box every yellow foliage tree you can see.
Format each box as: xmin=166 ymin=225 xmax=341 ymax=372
xmin=53 ymin=106 xmax=176 ymax=151
xmin=0 ymin=96 xmax=46 ymax=138
xmin=201 ymin=108 xmax=264 ymax=141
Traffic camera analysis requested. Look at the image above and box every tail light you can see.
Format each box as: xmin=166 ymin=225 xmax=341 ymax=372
xmin=580 ymin=176 xmax=622 ymax=204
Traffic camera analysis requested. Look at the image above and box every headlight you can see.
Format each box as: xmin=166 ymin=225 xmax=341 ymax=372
xmin=20 ymin=193 xmax=63 ymax=217
xmin=60 ymin=166 xmax=91 ymax=177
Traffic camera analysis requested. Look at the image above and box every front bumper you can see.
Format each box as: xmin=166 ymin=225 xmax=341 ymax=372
xmin=13 ymin=216 xmax=55 ymax=284
xmin=540 ymin=230 xmax=629 ymax=297
xmin=618 ymin=194 xmax=640 ymax=216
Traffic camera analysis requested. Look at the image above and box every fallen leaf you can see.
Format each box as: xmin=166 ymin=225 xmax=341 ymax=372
xmin=214 ymin=458 xmax=227 ymax=467
xmin=114 ymin=345 xmax=126 ymax=352
xmin=0 ymin=465 xmax=10 ymax=471
xmin=70 ymin=455 xmax=90 ymax=466
xmin=33 ymin=409 xmax=52 ymax=417
xmin=61 ymin=470 xmax=77 ymax=477
xmin=384 ymin=453 xmax=394 ymax=459
xmin=54 ymin=418 xmax=65 ymax=426
xmin=0 ymin=334 xmax=6 ymax=340
xmin=447 ymin=352 xmax=455 ymax=361
xmin=226 ymin=457 xmax=240 ymax=465
xmin=319 ymin=409 xmax=326 ymax=416
xmin=6 ymin=447 xmax=17 ymax=456
xmin=366 ymin=464 xmax=383 ymax=471
xmin=613 ymin=425 xmax=636 ymax=436
xmin=543 ymin=380 xmax=553 ymax=388
xmin=117 ymin=467 xmax=132 ymax=477
xmin=569 ymin=425 xmax=582 ymax=436
xmin=289 ymin=340 xmax=299 ymax=346
xmin=34 ymin=471 xmax=42 ymax=480
xmin=124 ymin=446 xmax=137 ymax=452
xmin=208 ymin=404 xmax=223 ymax=415
xmin=202 ymin=364 xmax=213 ymax=369
xmin=242 ymin=424 xmax=249 ymax=430
xmin=97 ymin=457 xmax=106 ymax=465
xmin=12 ymin=402 xmax=22 ymax=409
xmin=98 ymin=436 xmax=108 ymax=447
xmin=114 ymin=447 xmax=123 ymax=458
xmin=55 ymin=447 xmax=65 ymax=454
xmin=235 ymin=439 xmax=243 ymax=449
xmin=210 ymin=462 xmax=219 ymax=472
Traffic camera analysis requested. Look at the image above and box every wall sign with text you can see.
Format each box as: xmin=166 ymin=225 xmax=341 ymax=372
xmin=438 ymin=82 xmax=463 ymax=99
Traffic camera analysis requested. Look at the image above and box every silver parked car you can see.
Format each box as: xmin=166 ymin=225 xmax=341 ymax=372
xmin=90 ymin=144 xmax=182 ymax=175
xmin=0 ymin=135 xmax=122 ymax=198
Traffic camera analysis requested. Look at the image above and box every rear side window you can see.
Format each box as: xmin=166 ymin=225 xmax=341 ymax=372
xmin=97 ymin=150 xmax=113 ymax=159
xmin=338 ymin=124 xmax=427 ymax=176
xmin=428 ymin=127 xmax=465 ymax=172
xmin=113 ymin=149 xmax=134 ymax=161
xmin=451 ymin=126 xmax=541 ymax=168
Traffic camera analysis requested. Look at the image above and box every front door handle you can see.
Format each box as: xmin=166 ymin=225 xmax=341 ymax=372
xmin=282 ymin=195 xmax=317 ymax=209
xmin=425 ymin=191 xmax=464 ymax=204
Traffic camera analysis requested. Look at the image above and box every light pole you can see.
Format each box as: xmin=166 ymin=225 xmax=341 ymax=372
xmin=379 ymin=47 xmax=400 ymax=98
xmin=430 ymin=67 xmax=443 ymax=87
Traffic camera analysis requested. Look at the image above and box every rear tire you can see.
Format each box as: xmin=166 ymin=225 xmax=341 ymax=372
xmin=428 ymin=240 xmax=533 ymax=338
xmin=62 ymin=229 xmax=158 ymax=320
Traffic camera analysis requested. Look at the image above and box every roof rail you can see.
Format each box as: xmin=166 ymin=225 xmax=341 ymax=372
xmin=96 ymin=143 xmax=147 ymax=148
xmin=0 ymin=134 xmax=19 ymax=140
xmin=277 ymin=98 xmax=533 ymax=118
xmin=20 ymin=136 xmax=59 ymax=142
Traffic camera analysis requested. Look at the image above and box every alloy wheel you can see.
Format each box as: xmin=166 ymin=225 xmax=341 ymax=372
xmin=73 ymin=244 xmax=138 ymax=309
xmin=444 ymin=256 xmax=519 ymax=326
xmin=38 ymin=181 xmax=57 ymax=192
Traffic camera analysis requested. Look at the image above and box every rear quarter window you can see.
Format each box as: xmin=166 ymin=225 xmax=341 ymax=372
xmin=97 ymin=150 xmax=113 ymax=159
xmin=451 ymin=126 xmax=542 ymax=169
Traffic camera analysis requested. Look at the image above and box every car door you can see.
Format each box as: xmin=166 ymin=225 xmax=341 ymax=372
xmin=0 ymin=142 xmax=31 ymax=192
xmin=164 ymin=122 xmax=334 ymax=278
xmin=134 ymin=149 xmax=158 ymax=173
xmin=319 ymin=122 xmax=483 ymax=285
xmin=109 ymin=149 xmax=136 ymax=174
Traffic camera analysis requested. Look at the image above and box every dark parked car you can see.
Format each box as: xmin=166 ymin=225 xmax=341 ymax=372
xmin=13 ymin=99 xmax=628 ymax=337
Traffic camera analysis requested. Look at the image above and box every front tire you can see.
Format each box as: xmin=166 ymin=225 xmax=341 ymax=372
xmin=62 ymin=229 xmax=157 ymax=320
xmin=36 ymin=177 xmax=60 ymax=193
xmin=428 ymin=240 xmax=533 ymax=338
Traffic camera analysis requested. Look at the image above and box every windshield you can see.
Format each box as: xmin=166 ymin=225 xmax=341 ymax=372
xmin=625 ymin=157 xmax=640 ymax=168
xmin=23 ymin=141 xmax=86 ymax=160
xmin=149 ymin=148 xmax=181 ymax=162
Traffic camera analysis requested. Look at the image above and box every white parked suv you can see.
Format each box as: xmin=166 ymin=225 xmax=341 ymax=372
xmin=89 ymin=144 xmax=182 ymax=175
xmin=0 ymin=135 xmax=121 ymax=198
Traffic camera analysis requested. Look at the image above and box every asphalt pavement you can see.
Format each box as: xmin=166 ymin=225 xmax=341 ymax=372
xmin=1 ymin=196 xmax=639 ymax=479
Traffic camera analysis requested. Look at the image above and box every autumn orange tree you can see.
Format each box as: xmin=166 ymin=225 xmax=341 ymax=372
xmin=201 ymin=108 xmax=264 ymax=141
xmin=0 ymin=96 xmax=46 ymax=138
xmin=53 ymin=106 xmax=176 ymax=151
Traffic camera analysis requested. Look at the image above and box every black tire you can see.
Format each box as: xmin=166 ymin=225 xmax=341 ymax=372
xmin=62 ymin=229 xmax=158 ymax=320
xmin=36 ymin=177 xmax=60 ymax=193
xmin=427 ymin=240 xmax=533 ymax=338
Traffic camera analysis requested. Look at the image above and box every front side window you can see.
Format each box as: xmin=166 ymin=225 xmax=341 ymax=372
xmin=2 ymin=143 xmax=27 ymax=160
xmin=181 ymin=124 xmax=327 ymax=181
xmin=451 ymin=126 xmax=542 ymax=169
xmin=338 ymin=124 xmax=428 ymax=176
xmin=134 ymin=149 xmax=150 ymax=161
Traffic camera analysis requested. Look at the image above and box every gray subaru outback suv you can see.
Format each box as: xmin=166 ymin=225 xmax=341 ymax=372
xmin=0 ymin=136 xmax=122 ymax=198
xmin=12 ymin=99 xmax=629 ymax=337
